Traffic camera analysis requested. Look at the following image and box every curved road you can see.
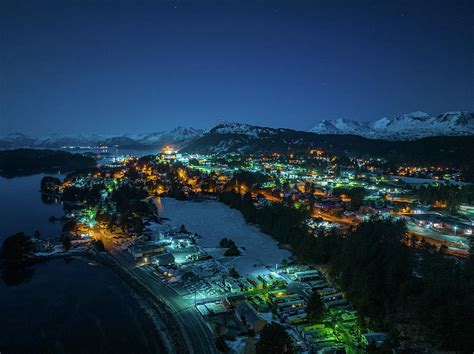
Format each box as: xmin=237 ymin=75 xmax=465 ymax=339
xmin=93 ymin=228 xmax=216 ymax=354
xmin=113 ymin=249 xmax=216 ymax=354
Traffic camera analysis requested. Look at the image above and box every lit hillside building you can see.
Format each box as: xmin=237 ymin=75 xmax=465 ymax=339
xmin=160 ymin=145 xmax=178 ymax=160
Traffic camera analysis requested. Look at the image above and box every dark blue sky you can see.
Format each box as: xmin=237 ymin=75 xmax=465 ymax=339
xmin=1 ymin=0 xmax=473 ymax=135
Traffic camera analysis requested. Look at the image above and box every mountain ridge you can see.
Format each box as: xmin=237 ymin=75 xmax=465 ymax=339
xmin=1 ymin=111 xmax=473 ymax=150
xmin=0 ymin=126 xmax=203 ymax=149
xmin=309 ymin=111 xmax=474 ymax=140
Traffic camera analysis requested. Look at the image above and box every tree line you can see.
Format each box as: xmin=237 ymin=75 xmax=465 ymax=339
xmin=219 ymin=190 xmax=474 ymax=351
xmin=417 ymin=184 xmax=474 ymax=214
xmin=0 ymin=149 xmax=95 ymax=177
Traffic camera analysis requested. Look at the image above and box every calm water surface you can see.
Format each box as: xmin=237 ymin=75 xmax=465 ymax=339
xmin=0 ymin=258 xmax=164 ymax=354
xmin=0 ymin=174 xmax=64 ymax=242
xmin=0 ymin=175 xmax=164 ymax=353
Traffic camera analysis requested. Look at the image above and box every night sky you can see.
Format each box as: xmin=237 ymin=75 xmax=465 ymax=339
xmin=1 ymin=0 xmax=473 ymax=135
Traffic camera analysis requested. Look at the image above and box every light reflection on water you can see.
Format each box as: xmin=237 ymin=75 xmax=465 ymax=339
xmin=0 ymin=173 xmax=65 ymax=242
xmin=0 ymin=173 xmax=164 ymax=353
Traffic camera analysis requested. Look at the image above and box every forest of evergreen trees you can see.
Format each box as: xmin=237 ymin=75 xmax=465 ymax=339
xmin=219 ymin=191 xmax=474 ymax=352
xmin=417 ymin=184 xmax=474 ymax=214
xmin=0 ymin=149 xmax=95 ymax=177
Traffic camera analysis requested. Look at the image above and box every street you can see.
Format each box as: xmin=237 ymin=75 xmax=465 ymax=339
xmin=93 ymin=229 xmax=217 ymax=354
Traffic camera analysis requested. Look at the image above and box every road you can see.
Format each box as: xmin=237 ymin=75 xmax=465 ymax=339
xmin=406 ymin=222 xmax=470 ymax=257
xmin=312 ymin=210 xmax=358 ymax=228
xmin=93 ymin=229 xmax=217 ymax=354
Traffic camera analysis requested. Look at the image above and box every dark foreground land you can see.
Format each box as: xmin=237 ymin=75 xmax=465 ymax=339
xmin=0 ymin=149 xmax=96 ymax=177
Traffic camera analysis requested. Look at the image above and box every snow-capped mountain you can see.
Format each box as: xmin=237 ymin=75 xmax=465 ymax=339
xmin=2 ymin=111 xmax=472 ymax=151
xmin=309 ymin=119 xmax=371 ymax=137
xmin=35 ymin=133 xmax=107 ymax=148
xmin=309 ymin=111 xmax=474 ymax=140
xmin=184 ymin=120 xmax=474 ymax=156
xmin=0 ymin=132 xmax=37 ymax=148
xmin=206 ymin=122 xmax=285 ymax=138
xmin=184 ymin=122 xmax=311 ymax=154
xmin=0 ymin=127 xmax=203 ymax=149
xmin=128 ymin=127 xmax=203 ymax=145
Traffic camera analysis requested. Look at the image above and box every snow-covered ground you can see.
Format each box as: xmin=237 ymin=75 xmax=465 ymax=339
xmin=392 ymin=176 xmax=466 ymax=186
xmin=157 ymin=198 xmax=291 ymax=275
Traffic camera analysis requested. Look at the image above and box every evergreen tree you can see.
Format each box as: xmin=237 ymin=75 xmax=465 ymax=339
xmin=306 ymin=291 xmax=325 ymax=322
xmin=256 ymin=323 xmax=294 ymax=354
xmin=2 ymin=232 xmax=34 ymax=265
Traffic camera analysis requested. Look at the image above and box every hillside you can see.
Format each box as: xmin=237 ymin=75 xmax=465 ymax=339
xmin=0 ymin=149 xmax=96 ymax=177
xmin=183 ymin=122 xmax=474 ymax=169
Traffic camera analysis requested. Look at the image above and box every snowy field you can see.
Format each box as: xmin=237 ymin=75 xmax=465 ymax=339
xmin=157 ymin=197 xmax=291 ymax=275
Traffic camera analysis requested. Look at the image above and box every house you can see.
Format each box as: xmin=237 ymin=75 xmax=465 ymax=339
xmin=325 ymin=298 xmax=350 ymax=309
xmin=128 ymin=243 xmax=165 ymax=258
xmin=318 ymin=287 xmax=337 ymax=296
xmin=341 ymin=311 xmax=357 ymax=323
xmin=295 ymin=270 xmax=321 ymax=282
xmin=276 ymin=299 xmax=306 ymax=313
xmin=317 ymin=344 xmax=346 ymax=353
xmin=285 ymin=312 xmax=308 ymax=325
xmin=235 ymin=301 xmax=267 ymax=332
xmin=362 ymin=332 xmax=388 ymax=347
xmin=151 ymin=252 xmax=175 ymax=267
xmin=272 ymin=294 xmax=303 ymax=305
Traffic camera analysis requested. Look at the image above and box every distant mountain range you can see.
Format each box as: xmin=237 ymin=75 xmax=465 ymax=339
xmin=183 ymin=122 xmax=474 ymax=178
xmin=0 ymin=127 xmax=203 ymax=150
xmin=1 ymin=111 xmax=473 ymax=151
xmin=309 ymin=111 xmax=474 ymax=140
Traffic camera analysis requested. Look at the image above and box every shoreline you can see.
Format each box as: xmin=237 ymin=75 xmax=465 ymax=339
xmin=87 ymin=252 xmax=185 ymax=353
xmin=23 ymin=251 xmax=184 ymax=354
